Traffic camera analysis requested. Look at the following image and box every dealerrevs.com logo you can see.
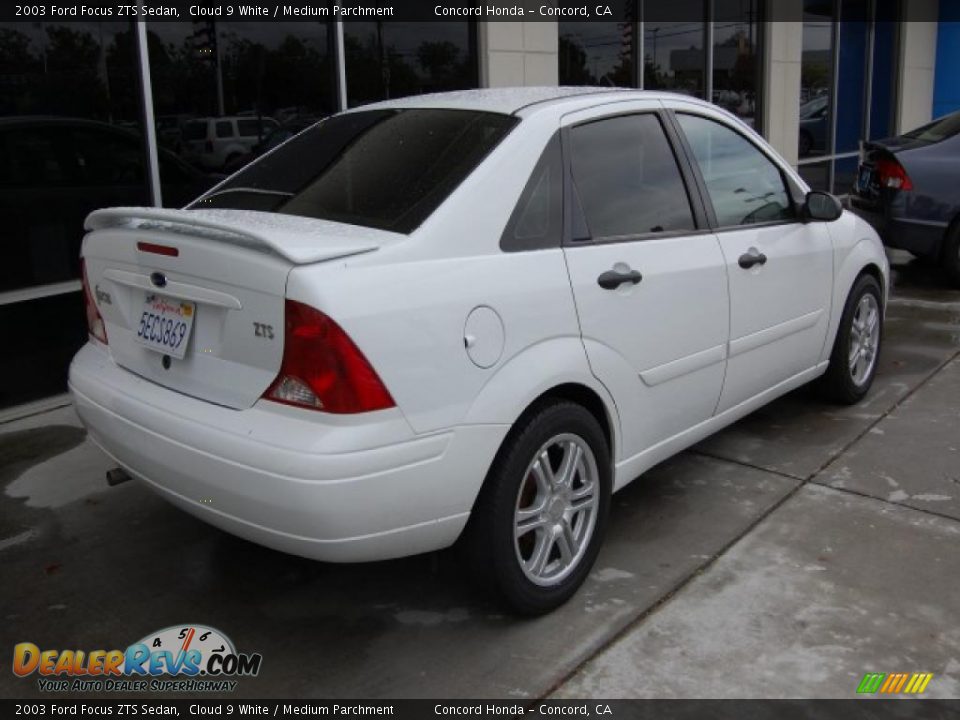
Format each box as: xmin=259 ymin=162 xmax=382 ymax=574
xmin=13 ymin=624 xmax=262 ymax=693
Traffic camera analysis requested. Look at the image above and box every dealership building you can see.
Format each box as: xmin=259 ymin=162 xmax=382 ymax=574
xmin=1 ymin=0 xmax=958 ymax=414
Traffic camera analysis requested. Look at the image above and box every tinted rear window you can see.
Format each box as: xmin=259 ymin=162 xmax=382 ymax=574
xmin=193 ymin=109 xmax=518 ymax=234
xmin=570 ymin=114 xmax=695 ymax=238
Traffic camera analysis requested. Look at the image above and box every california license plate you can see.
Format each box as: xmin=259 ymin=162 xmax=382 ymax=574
xmin=134 ymin=293 xmax=195 ymax=359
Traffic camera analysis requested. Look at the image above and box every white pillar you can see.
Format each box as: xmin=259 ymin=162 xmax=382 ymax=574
xmin=479 ymin=21 xmax=559 ymax=87
xmin=334 ymin=20 xmax=347 ymax=111
xmin=135 ymin=16 xmax=162 ymax=207
xmin=761 ymin=15 xmax=803 ymax=167
xmin=896 ymin=1 xmax=939 ymax=133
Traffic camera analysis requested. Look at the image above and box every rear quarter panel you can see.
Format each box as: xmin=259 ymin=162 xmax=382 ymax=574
xmin=284 ymin=115 xmax=599 ymax=436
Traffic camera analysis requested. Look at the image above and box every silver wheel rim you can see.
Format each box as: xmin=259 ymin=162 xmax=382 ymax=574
xmin=849 ymin=293 xmax=880 ymax=387
xmin=513 ymin=433 xmax=599 ymax=587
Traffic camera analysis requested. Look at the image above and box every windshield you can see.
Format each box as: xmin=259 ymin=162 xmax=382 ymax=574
xmin=192 ymin=108 xmax=518 ymax=234
xmin=902 ymin=112 xmax=960 ymax=143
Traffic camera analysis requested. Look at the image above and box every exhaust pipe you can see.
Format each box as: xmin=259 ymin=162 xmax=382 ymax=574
xmin=106 ymin=467 xmax=132 ymax=487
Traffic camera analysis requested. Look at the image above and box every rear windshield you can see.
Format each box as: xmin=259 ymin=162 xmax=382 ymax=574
xmin=191 ymin=108 xmax=518 ymax=234
xmin=902 ymin=112 xmax=960 ymax=143
xmin=181 ymin=121 xmax=207 ymax=141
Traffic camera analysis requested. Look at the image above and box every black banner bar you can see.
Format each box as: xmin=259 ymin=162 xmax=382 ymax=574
xmin=0 ymin=0 xmax=936 ymax=23
xmin=3 ymin=700 xmax=960 ymax=720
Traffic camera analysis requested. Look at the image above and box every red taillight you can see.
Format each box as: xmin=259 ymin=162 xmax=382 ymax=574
xmin=264 ymin=300 xmax=395 ymax=414
xmin=137 ymin=241 xmax=179 ymax=257
xmin=874 ymin=156 xmax=913 ymax=191
xmin=80 ymin=258 xmax=108 ymax=345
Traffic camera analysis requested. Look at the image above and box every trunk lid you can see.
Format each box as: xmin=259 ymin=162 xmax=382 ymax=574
xmin=82 ymin=207 xmax=393 ymax=409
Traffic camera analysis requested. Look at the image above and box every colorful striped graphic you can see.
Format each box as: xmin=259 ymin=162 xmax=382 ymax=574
xmin=857 ymin=672 xmax=933 ymax=694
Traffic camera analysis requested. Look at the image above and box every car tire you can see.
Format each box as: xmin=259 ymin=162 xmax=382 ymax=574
xmin=463 ymin=400 xmax=611 ymax=616
xmin=820 ymin=274 xmax=883 ymax=405
xmin=941 ymin=222 xmax=960 ymax=288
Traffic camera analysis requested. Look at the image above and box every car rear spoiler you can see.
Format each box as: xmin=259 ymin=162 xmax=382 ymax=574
xmin=85 ymin=206 xmax=393 ymax=265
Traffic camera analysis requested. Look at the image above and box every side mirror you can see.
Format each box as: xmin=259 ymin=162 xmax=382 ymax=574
xmin=804 ymin=190 xmax=843 ymax=222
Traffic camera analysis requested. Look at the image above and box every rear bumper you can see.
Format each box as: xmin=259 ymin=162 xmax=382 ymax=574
xmin=849 ymin=196 xmax=944 ymax=258
xmin=69 ymin=343 xmax=507 ymax=562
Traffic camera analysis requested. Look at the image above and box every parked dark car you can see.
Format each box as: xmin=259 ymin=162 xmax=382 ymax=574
xmin=0 ymin=116 xmax=219 ymax=293
xmin=0 ymin=116 xmax=220 ymax=406
xmin=850 ymin=110 xmax=960 ymax=285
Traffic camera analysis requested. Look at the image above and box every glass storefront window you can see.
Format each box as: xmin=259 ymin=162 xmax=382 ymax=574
xmin=561 ymin=1 xmax=757 ymax=111
xmin=644 ymin=1 xmax=707 ymax=98
xmin=344 ymin=22 xmax=478 ymax=107
xmin=0 ymin=294 xmax=87 ymax=408
xmin=0 ymin=21 xmax=145 ymax=292
xmin=712 ymin=0 xmax=762 ymax=129
xmin=798 ymin=0 xmax=901 ymax=193
xmin=832 ymin=155 xmax=860 ymax=196
xmin=0 ymin=20 xmax=145 ymax=408
xmin=835 ymin=0 xmax=869 ymax=155
xmin=869 ymin=11 xmax=899 ymax=140
xmin=798 ymin=159 xmax=832 ymax=193
xmin=799 ymin=0 xmax=835 ymax=160
xmin=147 ymin=21 xmax=336 ymax=201
xmin=559 ymin=4 xmax=637 ymax=87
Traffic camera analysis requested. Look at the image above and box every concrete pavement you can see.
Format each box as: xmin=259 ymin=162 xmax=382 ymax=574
xmin=2 ymin=252 xmax=958 ymax=700
xmin=555 ymin=258 xmax=960 ymax=699
xmin=553 ymin=481 xmax=960 ymax=698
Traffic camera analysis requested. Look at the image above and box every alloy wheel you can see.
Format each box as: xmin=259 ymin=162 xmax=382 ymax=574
xmin=849 ymin=293 xmax=880 ymax=386
xmin=513 ymin=433 xmax=599 ymax=587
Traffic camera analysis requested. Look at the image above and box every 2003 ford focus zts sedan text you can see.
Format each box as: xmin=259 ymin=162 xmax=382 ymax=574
xmin=70 ymin=88 xmax=889 ymax=614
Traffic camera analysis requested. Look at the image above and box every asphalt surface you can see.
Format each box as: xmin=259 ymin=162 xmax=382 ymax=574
xmin=1 ymin=250 xmax=958 ymax=700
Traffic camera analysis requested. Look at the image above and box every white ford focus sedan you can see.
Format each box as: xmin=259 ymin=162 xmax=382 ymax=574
xmin=71 ymin=88 xmax=888 ymax=614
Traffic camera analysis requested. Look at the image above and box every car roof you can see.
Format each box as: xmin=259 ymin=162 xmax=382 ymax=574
xmin=348 ymin=86 xmax=718 ymax=117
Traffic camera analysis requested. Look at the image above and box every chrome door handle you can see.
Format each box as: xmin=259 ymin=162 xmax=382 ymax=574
xmin=738 ymin=248 xmax=768 ymax=269
xmin=597 ymin=268 xmax=643 ymax=290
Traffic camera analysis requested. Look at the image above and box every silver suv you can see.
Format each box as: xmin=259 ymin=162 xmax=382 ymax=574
xmin=180 ymin=116 xmax=279 ymax=171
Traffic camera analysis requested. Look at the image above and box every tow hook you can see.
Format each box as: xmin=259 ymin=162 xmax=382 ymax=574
xmin=106 ymin=467 xmax=132 ymax=487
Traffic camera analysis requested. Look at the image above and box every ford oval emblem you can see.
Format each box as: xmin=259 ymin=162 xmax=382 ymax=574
xmin=150 ymin=272 xmax=167 ymax=288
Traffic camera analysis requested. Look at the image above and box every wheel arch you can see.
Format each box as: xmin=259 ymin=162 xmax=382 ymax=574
xmin=820 ymin=230 xmax=889 ymax=364
xmin=461 ymin=337 xmax=621 ymax=467
xmin=823 ymin=259 xmax=885 ymax=362
xmin=518 ymin=383 xmax=616 ymax=462
xmin=857 ymin=262 xmax=886 ymax=304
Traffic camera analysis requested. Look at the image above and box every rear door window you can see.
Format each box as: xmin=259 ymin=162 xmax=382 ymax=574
xmin=569 ymin=113 xmax=696 ymax=239
xmin=194 ymin=109 xmax=518 ymax=234
xmin=215 ymin=121 xmax=233 ymax=139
